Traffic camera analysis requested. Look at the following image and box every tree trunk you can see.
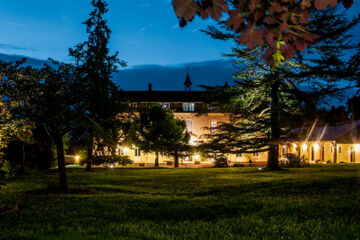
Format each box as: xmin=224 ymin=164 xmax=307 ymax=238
xmin=174 ymin=152 xmax=179 ymax=168
xmin=55 ymin=134 xmax=68 ymax=193
xmin=155 ymin=152 xmax=159 ymax=167
xmin=267 ymin=75 xmax=280 ymax=170
xmin=20 ymin=142 xmax=26 ymax=174
xmin=86 ymin=140 xmax=93 ymax=171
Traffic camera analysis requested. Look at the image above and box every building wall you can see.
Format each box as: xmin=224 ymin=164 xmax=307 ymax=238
xmin=283 ymin=141 xmax=360 ymax=164
xmin=118 ymin=112 xmax=268 ymax=166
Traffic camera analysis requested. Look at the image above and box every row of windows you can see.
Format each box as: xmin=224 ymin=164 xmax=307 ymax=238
xmin=236 ymin=153 xmax=260 ymax=157
xmin=185 ymin=120 xmax=218 ymax=133
xmin=129 ymin=103 xmax=196 ymax=112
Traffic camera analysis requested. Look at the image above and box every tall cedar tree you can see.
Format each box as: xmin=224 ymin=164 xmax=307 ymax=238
xmin=138 ymin=105 xmax=190 ymax=167
xmin=200 ymin=8 xmax=360 ymax=169
xmin=171 ymin=0 xmax=353 ymax=65
xmin=69 ymin=0 xmax=126 ymax=170
xmin=0 ymin=60 xmax=77 ymax=192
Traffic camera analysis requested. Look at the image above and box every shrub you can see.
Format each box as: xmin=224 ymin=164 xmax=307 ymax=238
xmin=233 ymin=163 xmax=244 ymax=167
xmin=284 ymin=156 xmax=305 ymax=168
xmin=92 ymin=156 xmax=133 ymax=167
xmin=0 ymin=158 xmax=13 ymax=179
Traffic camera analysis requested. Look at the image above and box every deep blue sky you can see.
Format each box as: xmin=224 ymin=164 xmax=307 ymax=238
xmin=0 ymin=0 xmax=233 ymax=66
xmin=0 ymin=0 xmax=359 ymax=67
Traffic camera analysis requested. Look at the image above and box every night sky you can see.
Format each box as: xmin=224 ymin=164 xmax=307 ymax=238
xmin=0 ymin=0 xmax=234 ymax=66
xmin=0 ymin=0 xmax=358 ymax=67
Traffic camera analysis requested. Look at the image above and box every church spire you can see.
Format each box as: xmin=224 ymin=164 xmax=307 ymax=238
xmin=184 ymin=66 xmax=192 ymax=91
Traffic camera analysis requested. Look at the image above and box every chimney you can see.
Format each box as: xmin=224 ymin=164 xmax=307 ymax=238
xmin=148 ymin=83 xmax=152 ymax=92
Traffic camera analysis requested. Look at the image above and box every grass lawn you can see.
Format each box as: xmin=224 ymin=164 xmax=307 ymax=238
xmin=0 ymin=165 xmax=359 ymax=240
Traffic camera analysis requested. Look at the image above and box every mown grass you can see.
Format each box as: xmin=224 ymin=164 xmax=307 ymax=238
xmin=0 ymin=165 xmax=359 ymax=240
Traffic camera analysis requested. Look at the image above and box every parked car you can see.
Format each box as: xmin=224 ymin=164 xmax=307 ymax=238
xmin=214 ymin=155 xmax=229 ymax=168
xmin=279 ymin=153 xmax=297 ymax=165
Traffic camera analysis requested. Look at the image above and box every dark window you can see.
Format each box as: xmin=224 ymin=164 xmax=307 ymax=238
xmin=321 ymin=146 xmax=325 ymax=162
xmin=311 ymin=147 xmax=314 ymax=161
xmin=135 ymin=148 xmax=141 ymax=157
xmin=350 ymin=147 xmax=355 ymax=162
xmin=338 ymin=146 xmax=342 ymax=154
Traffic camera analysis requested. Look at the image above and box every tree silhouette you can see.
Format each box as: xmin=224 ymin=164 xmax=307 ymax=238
xmin=69 ymin=0 xmax=126 ymax=170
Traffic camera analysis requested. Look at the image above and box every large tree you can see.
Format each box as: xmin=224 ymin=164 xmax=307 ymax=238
xmin=138 ymin=105 xmax=190 ymax=167
xmin=200 ymin=8 xmax=360 ymax=169
xmin=0 ymin=60 xmax=78 ymax=192
xmin=69 ymin=0 xmax=126 ymax=170
xmin=0 ymin=97 xmax=34 ymax=178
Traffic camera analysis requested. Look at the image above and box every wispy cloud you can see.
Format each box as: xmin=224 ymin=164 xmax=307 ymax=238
xmin=172 ymin=23 xmax=179 ymax=30
xmin=0 ymin=43 xmax=28 ymax=51
xmin=139 ymin=24 xmax=153 ymax=32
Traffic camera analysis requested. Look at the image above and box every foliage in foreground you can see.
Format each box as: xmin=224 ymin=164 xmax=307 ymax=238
xmin=0 ymin=165 xmax=359 ymax=240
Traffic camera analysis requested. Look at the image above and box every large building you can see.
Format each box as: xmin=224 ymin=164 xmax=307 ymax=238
xmin=114 ymin=73 xmax=360 ymax=166
xmin=117 ymin=73 xmax=268 ymax=167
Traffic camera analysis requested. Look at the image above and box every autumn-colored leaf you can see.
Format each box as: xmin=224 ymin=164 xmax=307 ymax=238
xmin=269 ymin=2 xmax=284 ymax=15
xmin=226 ymin=10 xmax=244 ymax=31
xmin=264 ymin=16 xmax=274 ymax=25
xmin=207 ymin=0 xmax=229 ymax=20
xmin=239 ymin=28 xmax=264 ymax=50
xmin=300 ymin=0 xmax=311 ymax=10
xmin=294 ymin=38 xmax=306 ymax=52
xmin=265 ymin=31 xmax=277 ymax=48
xmin=280 ymin=43 xmax=295 ymax=59
xmin=172 ymin=0 xmax=197 ymax=21
xmin=272 ymin=49 xmax=285 ymax=67
xmin=314 ymin=0 xmax=338 ymax=10
xmin=248 ymin=0 xmax=258 ymax=12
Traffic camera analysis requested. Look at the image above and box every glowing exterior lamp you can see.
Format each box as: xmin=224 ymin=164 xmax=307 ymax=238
xmin=355 ymin=144 xmax=360 ymax=151
xmin=194 ymin=154 xmax=200 ymax=160
xmin=314 ymin=143 xmax=320 ymax=151
xmin=123 ymin=147 xmax=130 ymax=153
xmin=75 ymin=155 xmax=80 ymax=162
xmin=302 ymin=143 xmax=307 ymax=150
xmin=293 ymin=143 xmax=297 ymax=149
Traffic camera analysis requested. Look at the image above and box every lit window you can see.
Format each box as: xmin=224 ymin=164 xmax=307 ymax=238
xmin=210 ymin=120 xmax=218 ymax=133
xmin=161 ymin=103 xmax=170 ymax=109
xmin=183 ymin=103 xmax=195 ymax=112
xmin=129 ymin=103 xmax=137 ymax=110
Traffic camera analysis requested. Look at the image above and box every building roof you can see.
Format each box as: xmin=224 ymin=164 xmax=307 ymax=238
xmin=297 ymin=119 xmax=360 ymax=142
xmin=119 ymin=91 xmax=214 ymax=103
xmin=184 ymin=73 xmax=192 ymax=87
